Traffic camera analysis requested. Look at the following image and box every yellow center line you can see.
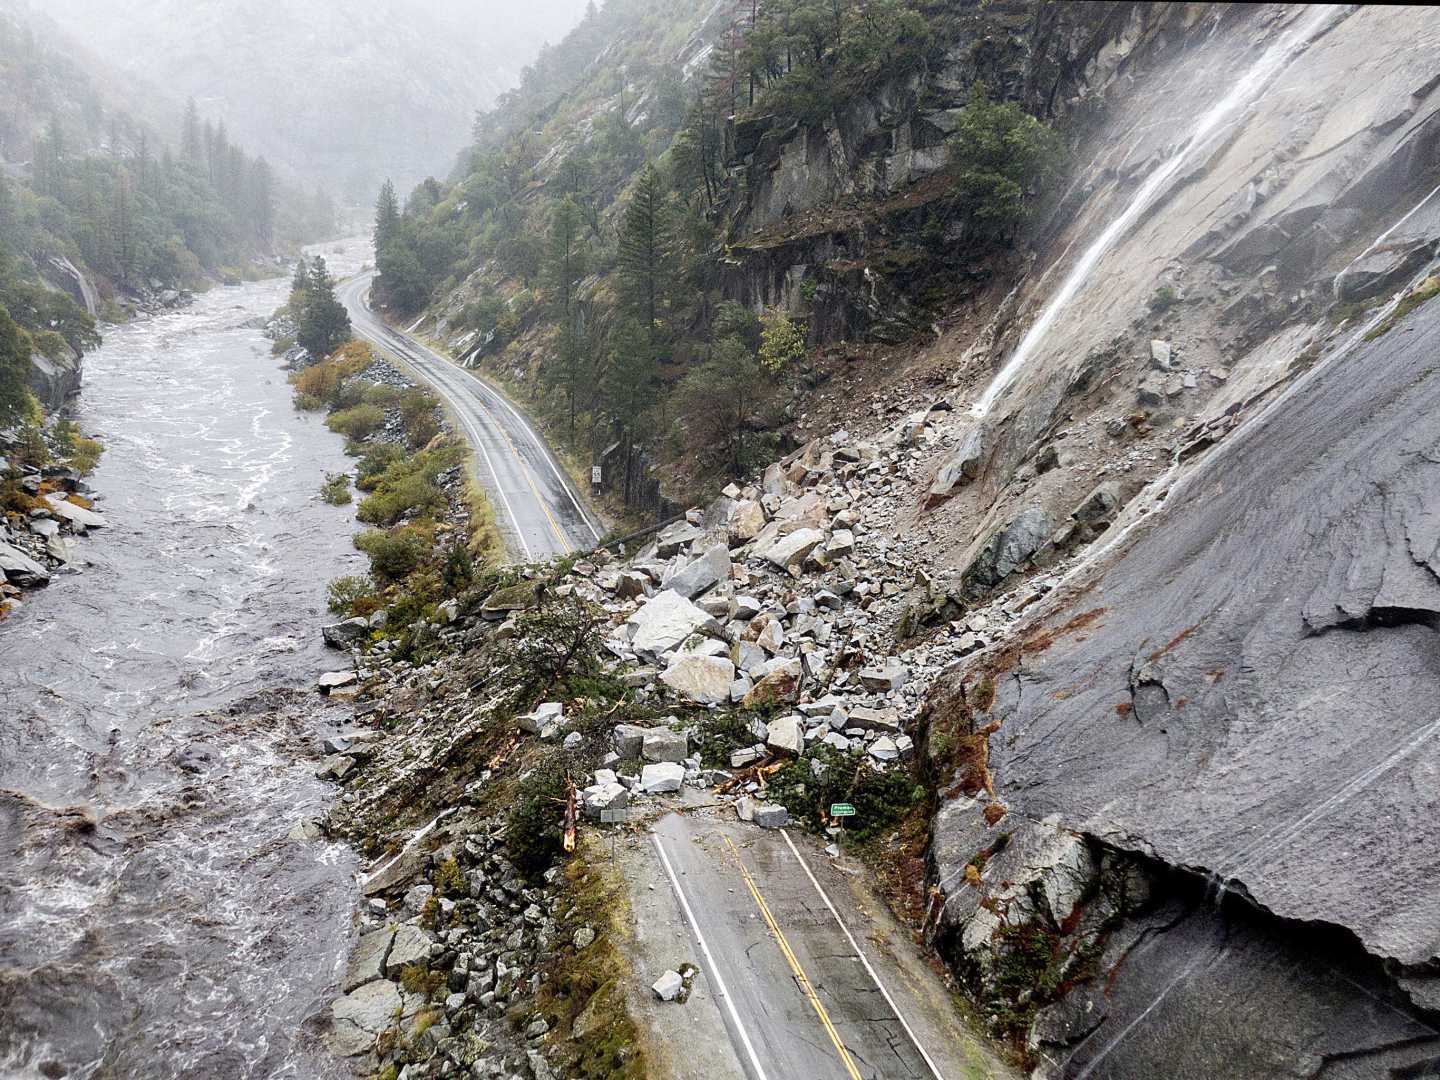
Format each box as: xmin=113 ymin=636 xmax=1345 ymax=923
xmin=723 ymin=835 xmax=864 ymax=1080
xmin=478 ymin=399 xmax=571 ymax=552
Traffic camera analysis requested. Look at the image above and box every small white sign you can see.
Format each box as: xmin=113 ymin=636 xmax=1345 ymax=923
xmin=591 ymin=466 xmax=603 ymax=484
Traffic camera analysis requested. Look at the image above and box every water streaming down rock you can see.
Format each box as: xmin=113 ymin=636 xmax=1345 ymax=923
xmin=969 ymin=3 xmax=1346 ymax=421
xmin=0 ymin=240 xmax=372 ymax=1079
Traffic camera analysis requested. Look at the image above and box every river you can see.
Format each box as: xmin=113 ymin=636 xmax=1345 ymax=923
xmin=0 ymin=239 xmax=372 ymax=1079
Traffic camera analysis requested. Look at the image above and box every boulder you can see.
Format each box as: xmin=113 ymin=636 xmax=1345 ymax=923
xmin=963 ymin=507 xmax=1052 ymax=597
xmin=664 ymin=545 xmax=731 ymax=599
xmin=0 ymin=541 xmax=49 ymax=586
xmin=329 ymin=979 xmax=402 ymax=1055
xmin=1150 ymin=339 xmax=1173 ymax=371
xmin=765 ymin=715 xmax=804 ymax=755
xmin=481 ymin=581 xmax=541 ymax=619
xmin=518 ymin=702 xmax=565 ymax=738
xmin=652 ymin=970 xmax=684 ymax=1001
xmin=849 ymin=705 xmax=901 ymax=731
xmin=44 ymin=494 xmax=106 ymax=528
xmin=729 ymin=500 xmax=766 ymax=545
xmin=1071 ymin=480 xmax=1123 ymax=527
xmin=582 ymin=783 xmax=629 ymax=818
xmin=659 ymin=654 xmax=735 ymax=705
xmin=613 ymin=723 xmax=648 ymax=758
xmin=928 ymin=424 xmax=987 ymax=501
xmin=345 ymin=927 xmax=396 ymax=992
xmin=640 ymin=762 xmax=685 ymax=794
xmin=642 ymin=728 xmax=689 ymax=763
xmin=625 ymin=590 xmax=718 ymax=655
xmin=323 ymin=617 xmax=370 ymax=649
xmin=753 ymin=803 xmax=790 ymax=828
xmin=858 ymin=657 xmax=906 ymax=692
xmin=765 ymin=528 xmax=826 ymax=572
xmin=317 ymin=670 xmax=358 ymax=694
xmin=384 ymin=924 xmax=432 ymax=973
xmin=742 ymin=661 xmax=802 ymax=708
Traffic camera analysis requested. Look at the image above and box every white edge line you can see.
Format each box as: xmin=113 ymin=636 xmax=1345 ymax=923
xmin=651 ymin=832 xmax=772 ymax=1080
xmin=781 ymin=828 xmax=948 ymax=1080
xmin=350 ymin=277 xmax=534 ymax=562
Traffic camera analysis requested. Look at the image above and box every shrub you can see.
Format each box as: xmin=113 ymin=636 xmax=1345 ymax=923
xmin=354 ymin=527 xmax=429 ymax=582
xmin=362 ymin=383 xmax=401 ymax=408
xmin=355 ymin=443 xmax=406 ymax=490
xmin=320 ymin=472 xmax=352 ymax=504
xmin=326 ymin=574 xmax=378 ymax=615
xmin=356 ymin=471 xmax=443 ymax=525
xmin=325 ymin=403 xmax=385 ymax=440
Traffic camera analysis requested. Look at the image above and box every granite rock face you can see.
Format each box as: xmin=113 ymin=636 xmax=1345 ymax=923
xmin=929 ymin=293 xmax=1440 ymax=1076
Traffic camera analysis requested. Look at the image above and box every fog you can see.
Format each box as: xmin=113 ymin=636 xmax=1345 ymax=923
xmin=27 ymin=0 xmax=593 ymax=200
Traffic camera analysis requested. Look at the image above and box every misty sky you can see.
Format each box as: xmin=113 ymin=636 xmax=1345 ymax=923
xmin=27 ymin=0 xmax=593 ymax=197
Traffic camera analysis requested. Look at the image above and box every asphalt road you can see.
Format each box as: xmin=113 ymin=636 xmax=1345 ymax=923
xmin=647 ymin=811 xmax=1012 ymax=1080
xmin=336 ymin=271 xmax=602 ymax=561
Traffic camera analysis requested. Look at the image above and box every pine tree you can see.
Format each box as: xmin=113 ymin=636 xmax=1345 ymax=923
xmin=181 ymin=97 xmax=202 ymax=162
xmin=374 ymin=179 xmax=400 ymax=254
xmin=295 ymin=256 xmax=351 ymax=359
xmin=617 ymin=163 xmax=672 ymax=355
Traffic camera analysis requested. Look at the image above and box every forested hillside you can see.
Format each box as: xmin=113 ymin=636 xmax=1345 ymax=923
xmin=371 ymin=0 xmax=1069 ymax=504
xmin=0 ymin=7 xmax=336 ymax=427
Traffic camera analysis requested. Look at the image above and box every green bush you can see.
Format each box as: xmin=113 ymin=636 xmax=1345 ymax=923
xmin=325 ymin=403 xmax=385 ymax=440
xmin=356 ymin=471 xmax=443 ymax=525
xmin=320 ymin=472 xmax=352 ymax=504
xmin=362 ymin=383 xmax=402 ymax=407
xmin=355 ymin=442 xmax=407 ymax=490
xmin=354 ymin=527 xmax=429 ymax=582
xmin=947 ymin=84 xmax=1065 ymax=239
xmin=326 ymin=574 xmax=378 ymax=615
xmin=766 ymin=746 xmax=923 ymax=842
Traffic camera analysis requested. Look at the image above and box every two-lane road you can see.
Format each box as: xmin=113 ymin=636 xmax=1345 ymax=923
xmin=336 ymin=271 xmax=602 ymax=561
xmin=646 ymin=812 xmax=1014 ymax=1080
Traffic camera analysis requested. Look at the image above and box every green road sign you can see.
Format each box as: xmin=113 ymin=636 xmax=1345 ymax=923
xmin=830 ymin=803 xmax=857 ymax=818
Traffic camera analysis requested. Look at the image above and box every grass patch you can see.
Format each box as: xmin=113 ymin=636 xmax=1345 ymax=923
xmin=530 ymin=834 xmax=646 ymax=1080
xmin=326 ymin=402 xmax=386 ymax=440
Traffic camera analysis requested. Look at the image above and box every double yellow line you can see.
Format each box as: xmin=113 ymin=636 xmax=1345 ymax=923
xmin=722 ymin=835 xmax=864 ymax=1080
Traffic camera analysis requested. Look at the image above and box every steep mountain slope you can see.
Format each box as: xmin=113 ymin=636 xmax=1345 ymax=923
xmin=34 ymin=0 xmax=592 ymax=198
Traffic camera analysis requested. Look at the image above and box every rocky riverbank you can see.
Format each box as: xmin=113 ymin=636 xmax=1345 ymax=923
xmin=0 ymin=436 xmax=107 ymax=617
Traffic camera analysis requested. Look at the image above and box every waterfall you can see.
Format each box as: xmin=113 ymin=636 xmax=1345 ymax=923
xmin=49 ymin=255 xmax=99 ymax=318
xmin=970 ymin=3 xmax=1345 ymax=420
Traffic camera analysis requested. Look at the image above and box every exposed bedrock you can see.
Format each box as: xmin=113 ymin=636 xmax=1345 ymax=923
xmin=925 ymin=260 xmax=1440 ymax=1075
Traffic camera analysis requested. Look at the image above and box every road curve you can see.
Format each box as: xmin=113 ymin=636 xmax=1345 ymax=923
xmin=336 ymin=271 xmax=602 ymax=562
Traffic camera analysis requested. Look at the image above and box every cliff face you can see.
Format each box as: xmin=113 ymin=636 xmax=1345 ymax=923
xmin=912 ymin=5 xmax=1440 ymax=1075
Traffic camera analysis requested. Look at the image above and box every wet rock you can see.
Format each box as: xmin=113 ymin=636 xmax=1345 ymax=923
xmin=323 ymin=617 xmax=371 ymax=649
xmin=317 ymin=670 xmax=358 ymax=694
xmin=0 ymin=541 xmax=49 ymax=586
xmin=345 ymin=926 xmax=395 ymax=991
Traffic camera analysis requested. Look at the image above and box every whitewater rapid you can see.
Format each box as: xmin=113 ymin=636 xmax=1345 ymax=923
xmin=0 ymin=239 xmax=370 ymax=1079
